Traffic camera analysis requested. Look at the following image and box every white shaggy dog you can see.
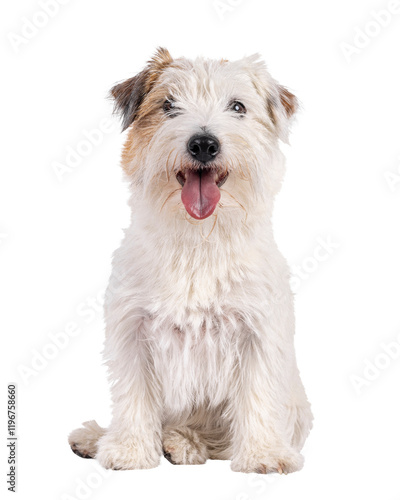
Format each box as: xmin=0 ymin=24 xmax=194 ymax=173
xmin=69 ymin=48 xmax=313 ymax=474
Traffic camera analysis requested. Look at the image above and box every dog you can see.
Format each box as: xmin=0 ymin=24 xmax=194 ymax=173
xmin=68 ymin=48 xmax=313 ymax=474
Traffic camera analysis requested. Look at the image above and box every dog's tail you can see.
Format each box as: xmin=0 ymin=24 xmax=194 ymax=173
xmin=68 ymin=420 xmax=106 ymax=459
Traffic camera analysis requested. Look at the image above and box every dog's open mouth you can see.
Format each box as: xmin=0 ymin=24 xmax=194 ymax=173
xmin=176 ymin=167 xmax=228 ymax=220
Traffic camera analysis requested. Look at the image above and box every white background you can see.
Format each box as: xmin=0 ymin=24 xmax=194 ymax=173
xmin=2 ymin=0 xmax=400 ymax=499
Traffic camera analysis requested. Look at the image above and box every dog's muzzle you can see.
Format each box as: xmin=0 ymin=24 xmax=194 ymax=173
xmin=176 ymin=134 xmax=228 ymax=220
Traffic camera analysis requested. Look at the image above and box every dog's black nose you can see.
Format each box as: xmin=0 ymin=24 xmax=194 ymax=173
xmin=187 ymin=134 xmax=220 ymax=163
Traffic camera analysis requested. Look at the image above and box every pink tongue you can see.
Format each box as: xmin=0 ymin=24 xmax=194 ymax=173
xmin=181 ymin=169 xmax=221 ymax=220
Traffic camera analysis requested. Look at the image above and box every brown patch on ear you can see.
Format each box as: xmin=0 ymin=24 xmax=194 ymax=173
xmin=267 ymin=95 xmax=278 ymax=126
xmin=110 ymin=71 xmax=150 ymax=131
xmin=110 ymin=47 xmax=173 ymax=131
xmin=266 ymin=85 xmax=298 ymax=142
xmin=278 ymin=85 xmax=298 ymax=118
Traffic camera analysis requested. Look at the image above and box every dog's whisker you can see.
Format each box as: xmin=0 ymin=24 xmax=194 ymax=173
xmin=236 ymin=155 xmax=250 ymax=181
xmin=171 ymin=151 xmax=180 ymax=176
xmin=220 ymin=188 xmax=248 ymax=224
xmin=165 ymin=149 xmax=175 ymax=183
xmin=184 ymin=211 xmax=204 ymax=226
xmin=201 ymin=213 xmax=218 ymax=241
xmin=160 ymin=188 xmax=181 ymax=212
xmin=232 ymin=154 xmax=248 ymax=181
xmin=242 ymin=156 xmax=251 ymax=180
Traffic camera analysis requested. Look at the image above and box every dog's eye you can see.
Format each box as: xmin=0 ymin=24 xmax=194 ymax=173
xmin=163 ymin=100 xmax=175 ymax=111
xmin=230 ymin=101 xmax=246 ymax=115
xmin=163 ymin=99 xmax=178 ymax=117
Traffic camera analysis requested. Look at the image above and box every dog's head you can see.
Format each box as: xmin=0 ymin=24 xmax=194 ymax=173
xmin=110 ymin=48 xmax=297 ymax=225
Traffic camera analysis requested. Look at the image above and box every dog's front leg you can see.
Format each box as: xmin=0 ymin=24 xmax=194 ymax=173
xmin=230 ymin=327 xmax=304 ymax=475
xmin=96 ymin=315 xmax=162 ymax=470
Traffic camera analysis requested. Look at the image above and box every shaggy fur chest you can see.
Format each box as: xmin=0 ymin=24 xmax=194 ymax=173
xmin=152 ymin=310 xmax=241 ymax=415
xmin=114 ymin=219 xmax=280 ymax=322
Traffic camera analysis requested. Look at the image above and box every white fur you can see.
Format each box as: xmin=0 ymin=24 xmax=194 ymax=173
xmin=69 ymin=51 xmax=313 ymax=474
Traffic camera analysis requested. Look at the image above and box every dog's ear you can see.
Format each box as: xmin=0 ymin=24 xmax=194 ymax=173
xmin=110 ymin=47 xmax=173 ymax=131
xmin=110 ymin=71 xmax=149 ymax=131
xmin=267 ymin=85 xmax=298 ymax=143
xmin=277 ymin=85 xmax=298 ymax=118
xmin=244 ymin=55 xmax=298 ymax=143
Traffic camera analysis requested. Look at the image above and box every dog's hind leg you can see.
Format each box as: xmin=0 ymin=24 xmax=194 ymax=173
xmin=162 ymin=404 xmax=232 ymax=464
xmin=204 ymin=426 xmax=232 ymax=461
xmin=162 ymin=425 xmax=209 ymax=465
xmin=68 ymin=420 xmax=106 ymax=459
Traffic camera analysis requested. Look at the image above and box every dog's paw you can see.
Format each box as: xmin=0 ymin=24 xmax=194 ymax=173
xmin=163 ymin=426 xmax=208 ymax=465
xmin=95 ymin=433 xmax=160 ymax=470
xmin=231 ymin=447 xmax=304 ymax=475
xmin=69 ymin=420 xmax=105 ymax=459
